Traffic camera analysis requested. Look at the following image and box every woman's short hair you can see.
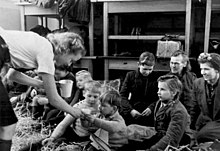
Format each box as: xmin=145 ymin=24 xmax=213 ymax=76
xmin=47 ymin=32 xmax=86 ymax=56
xmin=198 ymin=52 xmax=220 ymax=72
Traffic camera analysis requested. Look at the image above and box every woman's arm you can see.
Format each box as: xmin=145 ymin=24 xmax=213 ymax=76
xmin=39 ymin=72 xmax=81 ymax=118
xmin=50 ymin=114 xmax=75 ymax=139
xmin=6 ymin=68 xmax=44 ymax=88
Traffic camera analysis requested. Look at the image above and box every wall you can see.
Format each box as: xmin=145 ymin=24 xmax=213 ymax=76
xmin=0 ymin=0 xmax=21 ymax=30
xmin=0 ymin=0 xmax=61 ymax=31
xmin=0 ymin=0 xmax=39 ymax=30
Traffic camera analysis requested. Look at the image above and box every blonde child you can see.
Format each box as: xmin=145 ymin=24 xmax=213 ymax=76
xmin=19 ymin=80 xmax=102 ymax=151
xmin=42 ymin=80 xmax=102 ymax=145
xmin=82 ymin=90 xmax=128 ymax=151
xmin=70 ymin=70 xmax=93 ymax=106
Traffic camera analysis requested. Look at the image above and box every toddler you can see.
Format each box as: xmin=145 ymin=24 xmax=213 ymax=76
xmin=82 ymin=90 xmax=128 ymax=151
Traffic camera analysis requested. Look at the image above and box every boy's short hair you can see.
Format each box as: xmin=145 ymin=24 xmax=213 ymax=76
xmin=84 ymin=80 xmax=102 ymax=94
xmin=76 ymin=70 xmax=92 ymax=81
xmin=157 ymin=75 xmax=182 ymax=100
xmin=100 ymin=90 xmax=121 ymax=108
xmin=139 ymin=51 xmax=155 ymax=66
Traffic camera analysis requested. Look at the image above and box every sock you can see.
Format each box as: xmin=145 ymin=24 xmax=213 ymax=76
xmin=0 ymin=139 xmax=12 ymax=151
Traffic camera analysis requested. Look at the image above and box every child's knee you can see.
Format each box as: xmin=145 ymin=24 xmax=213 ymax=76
xmin=38 ymin=97 xmax=48 ymax=105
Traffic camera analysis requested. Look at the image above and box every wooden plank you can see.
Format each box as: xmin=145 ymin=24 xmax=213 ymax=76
xmin=24 ymin=5 xmax=59 ymax=16
xmin=107 ymin=0 xmax=186 ymax=13
xmin=109 ymin=35 xmax=185 ymax=41
xmin=184 ymin=0 xmax=192 ymax=55
xmin=204 ymin=0 xmax=212 ymax=53
xmin=108 ymin=59 xmax=138 ymax=70
xmin=212 ymin=0 xmax=220 ymax=10
xmin=91 ymin=0 xmax=143 ymax=2
xmin=89 ymin=3 xmax=94 ymax=56
xmin=19 ymin=5 xmax=26 ymax=31
xmin=103 ymin=2 xmax=109 ymax=79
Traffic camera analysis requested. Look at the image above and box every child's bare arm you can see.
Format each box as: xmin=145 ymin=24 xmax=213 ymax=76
xmin=82 ymin=112 xmax=125 ymax=133
xmin=93 ymin=118 xmax=125 ymax=133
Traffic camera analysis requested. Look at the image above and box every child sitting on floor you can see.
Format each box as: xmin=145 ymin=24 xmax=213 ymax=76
xmin=42 ymin=80 xmax=102 ymax=144
xmin=69 ymin=70 xmax=93 ymax=106
xmin=122 ymin=75 xmax=191 ymax=151
xmin=19 ymin=80 xmax=102 ymax=151
xmin=82 ymin=90 xmax=128 ymax=151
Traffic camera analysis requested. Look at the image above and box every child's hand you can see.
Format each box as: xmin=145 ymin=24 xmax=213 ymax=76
xmin=71 ymin=107 xmax=82 ymax=118
xmin=81 ymin=109 xmax=95 ymax=123
xmin=42 ymin=137 xmax=55 ymax=145
xmin=130 ymin=109 xmax=142 ymax=119
xmin=20 ymin=93 xmax=27 ymax=102
xmin=30 ymin=89 xmax=37 ymax=97
xmin=141 ymin=108 xmax=151 ymax=116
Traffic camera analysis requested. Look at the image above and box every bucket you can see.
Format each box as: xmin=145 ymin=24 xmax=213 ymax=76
xmin=59 ymin=79 xmax=73 ymax=98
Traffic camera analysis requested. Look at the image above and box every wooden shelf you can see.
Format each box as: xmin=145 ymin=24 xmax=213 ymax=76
xmin=108 ymin=35 xmax=185 ymax=40
xmin=101 ymin=0 xmax=193 ymax=80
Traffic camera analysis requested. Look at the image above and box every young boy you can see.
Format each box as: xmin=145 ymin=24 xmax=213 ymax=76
xmin=42 ymin=80 xmax=102 ymax=145
xmin=119 ymin=51 xmax=159 ymax=126
xmin=82 ymin=90 xmax=128 ymax=151
xmin=19 ymin=80 xmax=102 ymax=151
xmin=123 ymin=75 xmax=190 ymax=151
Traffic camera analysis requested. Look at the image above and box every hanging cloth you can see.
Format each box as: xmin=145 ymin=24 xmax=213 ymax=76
xmin=62 ymin=0 xmax=91 ymax=25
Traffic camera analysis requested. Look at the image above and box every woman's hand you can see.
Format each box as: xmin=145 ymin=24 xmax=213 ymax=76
xmin=42 ymin=137 xmax=55 ymax=145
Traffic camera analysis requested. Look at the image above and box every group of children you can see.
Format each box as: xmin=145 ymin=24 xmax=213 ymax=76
xmin=17 ymin=68 xmax=129 ymax=151
xmin=12 ymin=51 xmax=196 ymax=151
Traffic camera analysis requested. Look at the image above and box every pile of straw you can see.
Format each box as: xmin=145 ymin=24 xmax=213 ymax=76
xmin=11 ymin=110 xmax=50 ymax=151
xmin=11 ymin=108 xmax=85 ymax=151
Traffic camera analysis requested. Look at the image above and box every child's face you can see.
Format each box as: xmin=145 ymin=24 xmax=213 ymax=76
xmin=157 ymin=81 xmax=175 ymax=102
xmin=138 ymin=63 xmax=154 ymax=76
xmin=99 ymin=102 xmax=115 ymax=117
xmin=55 ymin=69 xmax=67 ymax=80
xmin=76 ymin=76 xmax=87 ymax=89
xmin=84 ymin=90 xmax=100 ymax=106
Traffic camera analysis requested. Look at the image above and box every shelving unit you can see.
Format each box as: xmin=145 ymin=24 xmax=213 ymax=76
xmin=101 ymin=0 xmax=193 ymax=80
xmin=204 ymin=0 xmax=220 ymax=53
